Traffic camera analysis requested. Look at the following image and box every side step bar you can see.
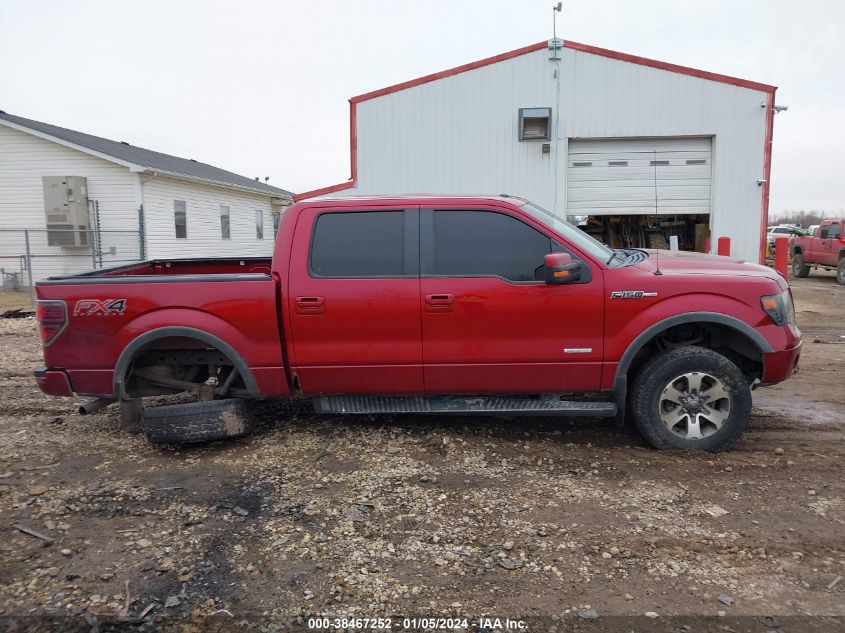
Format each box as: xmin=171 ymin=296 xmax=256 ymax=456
xmin=313 ymin=395 xmax=617 ymax=417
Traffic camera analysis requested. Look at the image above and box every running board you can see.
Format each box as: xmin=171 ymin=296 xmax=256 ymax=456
xmin=313 ymin=395 xmax=617 ymax=417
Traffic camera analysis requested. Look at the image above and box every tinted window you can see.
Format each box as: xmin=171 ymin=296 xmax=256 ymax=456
xmin=434 ymin=210 xmax=551 ymax=281
xmin=311 ymin=211 xmax=405 ymax=277
xmin=830 ymin=223 xmax=841 ymax=239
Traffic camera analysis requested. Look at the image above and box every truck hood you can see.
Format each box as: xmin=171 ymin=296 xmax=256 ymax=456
xmin=631 ymin=249 xmax=786 ymax=285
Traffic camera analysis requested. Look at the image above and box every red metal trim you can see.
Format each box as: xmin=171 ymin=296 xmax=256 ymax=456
xmin=351 ymin=41 xmax=548 ymax=103
xmin=563 ymin=41 xmax=777 ymax=93
xmin=294 ymin=102 xmax=359 ymax=202
xmin=296 ymin=39 xmax=776 ymax=201
xmin=759 ymin=90 xmax=776 ymax=264
xmin=294 ymin=180 xmax=355 ymax=202
xmin=350 ymin=101 xmax=358 ymax=182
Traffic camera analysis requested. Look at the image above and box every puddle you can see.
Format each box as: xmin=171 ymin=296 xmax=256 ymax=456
xmin=753 ymin=392 xmax=845 ymax=426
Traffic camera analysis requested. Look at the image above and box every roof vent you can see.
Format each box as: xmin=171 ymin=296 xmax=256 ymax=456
xmin=120 ymin=141 xmax=129 ymax=145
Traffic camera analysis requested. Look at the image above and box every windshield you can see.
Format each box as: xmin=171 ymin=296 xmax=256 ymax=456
xmin=520 ymin=202 xmax=615 ymax=263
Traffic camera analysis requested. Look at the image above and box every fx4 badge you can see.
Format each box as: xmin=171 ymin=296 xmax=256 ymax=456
xmin=73 ymin=299 xmax=127 ymax=317
xmin=610 ymin=291 xmax=658 ymax=299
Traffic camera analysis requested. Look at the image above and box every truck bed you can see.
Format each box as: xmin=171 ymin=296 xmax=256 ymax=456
xmin=34 ymin=256 xmax=285 ymax=399
xmin=39 ymin=257 xmax=273 ymax=283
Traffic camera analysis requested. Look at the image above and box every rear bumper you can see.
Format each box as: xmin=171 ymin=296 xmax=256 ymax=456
xmin=761 ymin=339 xmax=802 ymax=384
xmin=33 ymin=367 xmax=74 ymax=397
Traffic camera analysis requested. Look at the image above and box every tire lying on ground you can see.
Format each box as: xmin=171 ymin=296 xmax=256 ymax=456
xmin=629 ymin=346 xmax=751 ymax=453
xmin=142 ymin=398 xmax=252 ymax=445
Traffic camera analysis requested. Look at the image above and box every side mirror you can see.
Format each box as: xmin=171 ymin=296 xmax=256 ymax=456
xmin=544 ymin=252 xmax=581 ymax=284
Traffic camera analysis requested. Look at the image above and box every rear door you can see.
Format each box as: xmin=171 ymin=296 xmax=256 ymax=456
xmin=287 ymin=206 xmax=422 ymax=394
xmin=419 ymin=206 xmax=604 ymax=394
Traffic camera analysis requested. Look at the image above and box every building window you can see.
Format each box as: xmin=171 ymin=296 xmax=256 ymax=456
xmin=220 ymin=205 xmax=230 ymax=239
xmin=174 ymin=200 xmax=187 ymax=238
xmin=518 ymin=107 xmax=551 ymax=141
xmin=256 ymin=210 xmax=264 ymax=239
xmin=272 ymin=212 xmax=281 ymax=236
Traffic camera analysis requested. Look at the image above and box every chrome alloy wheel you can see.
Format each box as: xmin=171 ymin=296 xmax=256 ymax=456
xmin=658 ymin=372 xmax=731 ymax=440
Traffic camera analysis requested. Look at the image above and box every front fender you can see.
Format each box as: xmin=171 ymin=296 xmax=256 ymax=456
xmin=606 ymin=301 xmax=774 ymax=425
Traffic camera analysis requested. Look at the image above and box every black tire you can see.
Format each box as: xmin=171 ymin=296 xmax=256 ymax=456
xmin=142 ymin=399 xmax=252 ymax=445
xmin=629 ymin=346 xmax=751 ymax=453
xmin=837 ymin=258 xmax=845 ymax=285
xmin=792 ymin=253 xmax=810 ymax=278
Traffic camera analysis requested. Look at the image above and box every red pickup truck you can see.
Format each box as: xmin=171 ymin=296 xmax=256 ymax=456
xmin=791 ymin=218 xmax=845 ymax=284
xmin=34 ymin=195 xmax=801 ymax=452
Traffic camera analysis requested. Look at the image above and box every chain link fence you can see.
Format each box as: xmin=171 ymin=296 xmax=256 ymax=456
xmin=0 ymin=225 xmax=145 ymax=306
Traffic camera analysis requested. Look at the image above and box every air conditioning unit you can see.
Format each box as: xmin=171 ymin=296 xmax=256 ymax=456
xmin=43 ymin=176 xmax=91 ymax=248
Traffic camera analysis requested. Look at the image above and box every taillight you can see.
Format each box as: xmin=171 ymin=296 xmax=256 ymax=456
xmin=36 ymin=300 xmax=67 ymax=346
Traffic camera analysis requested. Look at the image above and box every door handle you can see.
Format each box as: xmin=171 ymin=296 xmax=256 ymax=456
xmin=295 ymin=296 xmax=325 ymax=315
xmin=425 ymin=293 xmax=454 ymax=312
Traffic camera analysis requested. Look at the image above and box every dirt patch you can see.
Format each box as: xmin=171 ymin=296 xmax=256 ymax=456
xmin=0 ymin=273 xmax=843 ymax=629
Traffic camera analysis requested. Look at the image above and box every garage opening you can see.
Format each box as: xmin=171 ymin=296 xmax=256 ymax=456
xmin=567 ymin=138 xmax=712 ymax=252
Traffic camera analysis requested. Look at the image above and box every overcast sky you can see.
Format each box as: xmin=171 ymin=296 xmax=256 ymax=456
xmin=2 ymin=0 xmax=843 ymax=215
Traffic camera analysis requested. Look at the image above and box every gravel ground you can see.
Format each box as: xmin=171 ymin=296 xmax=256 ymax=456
xmin=0 ymin=275 xmax=843 ymax=632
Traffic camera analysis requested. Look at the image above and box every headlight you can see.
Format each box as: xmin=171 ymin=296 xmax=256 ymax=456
xmin=761 ymin=289 xmax=795 ymax=325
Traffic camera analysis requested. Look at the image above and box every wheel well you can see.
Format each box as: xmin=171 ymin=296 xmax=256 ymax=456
xmin=792 ymin=245 xmax=803 ymax=255
xmin=626 ymin=322 xmax=764 ymax=385
xmin=122 ymin=336 xmax=248 ymax=399
xmin=114 ymin=328 xmax=258 ymax=399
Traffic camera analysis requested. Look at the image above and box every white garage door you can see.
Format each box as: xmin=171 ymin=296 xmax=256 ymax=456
xmin=567 ymin=138 xmax=712 ymax=216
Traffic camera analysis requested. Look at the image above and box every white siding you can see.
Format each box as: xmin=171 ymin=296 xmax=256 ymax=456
xmin=0 ymin=124 xmax=285 ymax=283
xmin=142 ymin=176 xmax=277 ymax=260
xmin=0 ymin=124 xmax=139 ymax=281
xmin=347 ymin=46 xmax=770 ymax=262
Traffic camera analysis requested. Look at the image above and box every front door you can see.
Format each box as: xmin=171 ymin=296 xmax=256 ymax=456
xmin=823 ymin=221 xmax=841 ymax=266
xmin=419 ymin=207 xmax=604 ymax=394
xmin=287 ymin=206 xmax=423 ymax=394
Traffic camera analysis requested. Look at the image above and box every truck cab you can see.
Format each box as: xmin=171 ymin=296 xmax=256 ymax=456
xmin=791 ymin=218 xmax=845 ymax=283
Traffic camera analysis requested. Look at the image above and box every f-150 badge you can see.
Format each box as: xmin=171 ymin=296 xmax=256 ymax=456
xmin=610 ymin=291 xmax=658 ymax=299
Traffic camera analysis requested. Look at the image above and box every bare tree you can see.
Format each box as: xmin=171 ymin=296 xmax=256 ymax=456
xmin=769 ymin=210 xmax=831 ymax=228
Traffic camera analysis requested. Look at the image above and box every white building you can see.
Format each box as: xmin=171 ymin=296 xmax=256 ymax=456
xmin=0 ymin=112 xmax=291 ymax=282
xmin=299 ymin=40 xmax=777 ymax=263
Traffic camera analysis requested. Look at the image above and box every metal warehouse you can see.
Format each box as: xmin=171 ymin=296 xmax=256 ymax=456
xmin=299 ymin=39 xmax=778 ymax=264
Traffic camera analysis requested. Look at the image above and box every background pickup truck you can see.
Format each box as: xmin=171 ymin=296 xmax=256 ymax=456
xmin=34 ymin=195 xmax=801 ymax=452
xmin=791 ymin=218 xmax=845 ymax=284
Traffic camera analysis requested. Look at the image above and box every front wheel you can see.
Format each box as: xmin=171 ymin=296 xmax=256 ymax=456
xmin=792 ymin=253 xmax=810 ymax=278
xmin=837 ymin=258 xmax=845 ymax=285
xmin=629 ymin=346 xmax=751 ymax=452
